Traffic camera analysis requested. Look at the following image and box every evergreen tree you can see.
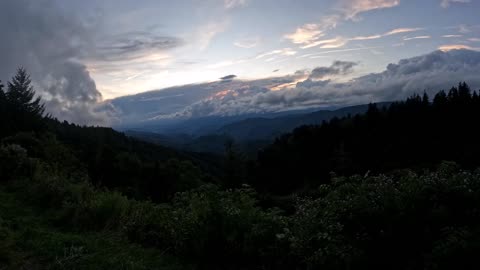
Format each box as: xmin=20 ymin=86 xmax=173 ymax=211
xmin=458 ymin=82 xmax=472 ymax=106
xmin=473 ymin=91 xmax=479 ymax=103
xmin=6 ymin=68 xmax=44 ymax=116
xmin=433 ymin=90 xmax=447 ymax=107
xmin=422 ymin=92 xmax=430 ymax=106
xmin=0 ymin=80 xmax=6 ymax=136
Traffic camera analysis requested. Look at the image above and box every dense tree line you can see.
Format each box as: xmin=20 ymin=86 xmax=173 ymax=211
xmin=253 ymin=82 xmax=480 ymax=194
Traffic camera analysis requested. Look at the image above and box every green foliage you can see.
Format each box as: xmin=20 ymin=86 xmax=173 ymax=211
xmin=4 ymin=72 xmax=480 ymax=269
xmin=287 ymin=163 xmax=480 ymax=269
xmin=0 ymin=144 xmax=37 ymax=182
xmin=123 ymin=185 xmax=287 ymax=268
xmin=254 ymin=83 xmax=480 ymax=194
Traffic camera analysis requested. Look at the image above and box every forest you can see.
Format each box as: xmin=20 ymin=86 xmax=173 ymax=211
xmin=2 ymin=68 xmax=480 ymax=269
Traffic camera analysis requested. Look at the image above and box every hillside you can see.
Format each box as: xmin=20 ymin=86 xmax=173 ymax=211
xmin=3 ymin=69 xmax=480 ymax=269
xmin=217 ymin=103 xmax=392 ymax=141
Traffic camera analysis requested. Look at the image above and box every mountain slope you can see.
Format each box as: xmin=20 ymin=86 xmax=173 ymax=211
xmin=217 ymin=103 xmax=392 ymax=141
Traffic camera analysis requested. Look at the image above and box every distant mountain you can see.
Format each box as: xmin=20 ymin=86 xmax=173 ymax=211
xmin=216 ymin=102 xmax=392 ymax=141
xmin=126 ymin=102 xmax=391 ymax=155
xmin=118 ymin=107 xmax=322 ymax=135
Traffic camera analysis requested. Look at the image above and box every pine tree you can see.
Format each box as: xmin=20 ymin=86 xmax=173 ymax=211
xmin=0 ymin=80 xmax=4 ymax=102
xmin=433 ymin=90 xmax=447 ymax=107
xmin=422 ymin=92 xmax=430 ymax=106
xmin=458 ymin=82 xmax=472 ymax=102
xmin=6 ymin=68 xmax=44 ymax=116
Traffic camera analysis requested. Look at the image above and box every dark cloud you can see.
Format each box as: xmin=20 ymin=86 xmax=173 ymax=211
xmin=0 ymin=0 xmax=183 ymax=125
xmin=94 ymin=31 xmax=182 ymax=62
xmin=273 ymin=69 xmax=280 ymax=72
xmin=220 ymin=74 xmax=237 ymax=81
xmin=0 ymin=0 xmax=109 ymax=125
xmin=296 ymin=79 xmax=331 ymax=88
xmin=309 ymin=60 xmax=357 ymax=80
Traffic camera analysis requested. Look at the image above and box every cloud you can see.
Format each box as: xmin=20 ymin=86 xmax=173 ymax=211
xmin=403 ymin=36 xmax=431 ymax=41
xmin=438 ymin=44 xmax=477 ymax=51
xmin=233 ymin=37 xmax=260 ymax=48
xmin=309 ymin=61 xmax=358 ymax=80
xmin=441 ymin=0 xmax=470 ymax=8
xmin=142 ymin=50 xmax=480 ymax=119
xmin=384 ymin=27 xmax=423 ymax=35
xmin=284 ymin=24 xmax=326 ymax=45
xmin=92 ymin=31 xmax=182 ymax=62
xmin=0 ymin=0 xmax=114 ymax=125
xmin=339 ymin=0 xmax=400 ymax=19
xmin=284 ymin=0 xmax=400 ymax=49
xmin=301 ymin=37 xmax=348 ymax=49
xmin=256 ymin=48 xmax=297 ymax=59
xmin=298 ymin=46 xmax=382 ymax=59
xmin=295 ymin=26 xmax=422 ymax=50
xmin=220 ymin=74 xmax=237 ymax=81
xmin=442 ymin=34 xmax=463 ymax=38
xmin=196 ymin=21 xmax=229 ymax=50
xmin=224 ymin=0 xmax=249 ymax=9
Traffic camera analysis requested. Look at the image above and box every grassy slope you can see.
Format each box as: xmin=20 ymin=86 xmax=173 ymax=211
xmin=0 ymin=188 xmax=189 ymax=270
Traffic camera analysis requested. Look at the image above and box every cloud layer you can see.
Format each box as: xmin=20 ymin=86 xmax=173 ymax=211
xmin=114 ymin=49 xmax=480 ymax=121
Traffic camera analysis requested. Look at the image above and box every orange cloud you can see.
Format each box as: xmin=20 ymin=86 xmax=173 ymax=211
xmin=438 ymin=44 xmax=475 ymax=51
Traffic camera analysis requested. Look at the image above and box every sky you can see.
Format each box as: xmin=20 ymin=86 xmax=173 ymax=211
xmin=0 ymin=0 xmax=479 ymax=124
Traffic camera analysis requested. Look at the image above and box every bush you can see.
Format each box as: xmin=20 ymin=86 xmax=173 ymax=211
xmin=123 ymin=184 xmax=288 ymax=268
xmin=0 ymin=144 xmax=36 ymax=182
xmin=287 ymin=163 xmax=480 ymax=270
xmin=60 ymin=190 xmax=131 ymax=231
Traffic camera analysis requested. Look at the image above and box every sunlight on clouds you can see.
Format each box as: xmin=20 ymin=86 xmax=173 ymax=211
xmin=438 ymin=44 xmax=476 ymax=51
xmin=301 ymin=37 xmax=347 ymax=49
xmin=385 ymin=28 xmax=424 ymax=35
xmin=284 ymin=24 xmax=325 ymax=44
xmin=285 ymin=2 xmax=408 ymax=49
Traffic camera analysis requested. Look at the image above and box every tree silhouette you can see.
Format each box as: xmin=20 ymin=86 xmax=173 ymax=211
xmin=6 ymin=68 xmax=44 ymax=116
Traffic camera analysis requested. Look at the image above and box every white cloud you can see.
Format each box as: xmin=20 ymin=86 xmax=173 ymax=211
xmin=234 ymin=36 xmax=261 ymax=48
xmin=442 ymin=34 xmax=463 ymax=38
xmin=284 ymin=24 xmax=325 ymax=45
xmin=224 ymin=0 xmax=248 ymax=9
xmin=196 ymin=21 xmax=229 ymax=51
xmin=301 ymin=37 xmax=348 ymax=49
xmin=441 ymin=0 xmax=470 ymax=8
xmin=256 ymin=48 xmax=297 ymax=59
xmin=403 ymin=36 xmax=431 ymax=41
xmin=285 ymin=2 xmax=408 ymax=49
xmin=384 ymin=27 xmax=424 ymax=35
xmin=339 ymin=0 xmax=401 ymax=19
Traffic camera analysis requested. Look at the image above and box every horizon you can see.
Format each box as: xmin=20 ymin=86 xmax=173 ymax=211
xmin=0 ymin=0 xmax=479 ymax=125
